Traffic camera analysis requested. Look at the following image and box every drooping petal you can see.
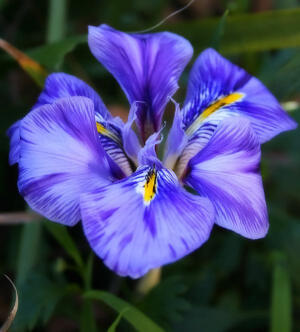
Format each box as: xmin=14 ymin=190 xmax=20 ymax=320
xmin=7 ymin=120 xmax=21 ymax=165
xmin=185 ymin=117 xmax=268 ymax=239
xmin=88 ymin=24 xmax=193 ymax=139
xmin=34 ymin=72 xmax=110 ymax=119
xmin=18 ymin=97 xmax=114 ymax=226
xmin=7 ymin=73 xmax=112 ymax=165
xmin=182 ymin=48 xmax=297 ymax=144
xmin=81 ymin=166 xmax=214 ymax=278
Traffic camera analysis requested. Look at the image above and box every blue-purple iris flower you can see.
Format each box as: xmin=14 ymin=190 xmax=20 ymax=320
xmin=8 ymin=25 xmax=297 ymax=278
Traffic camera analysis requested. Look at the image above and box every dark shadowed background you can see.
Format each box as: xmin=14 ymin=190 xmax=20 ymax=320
xmin=0 ymin=0 xmax=300 ymax=331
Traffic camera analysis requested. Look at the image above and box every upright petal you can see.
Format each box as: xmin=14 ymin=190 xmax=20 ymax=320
xmin=7 ymin=120 xmax=21 ymax=165
xmin=182 ymin=48 xmax=297 ymax=144
xmin=81 ymin=166 xmax=214 ymax=278
xmin=34 ymin=72 xmax=110 ymax=119
xmin=138 ymin=129 xmax=163 ymax=169
xmin=185 ymin=117 xmax=268 ymax=239
xmin=163 ymin=101 xmax=187 ymax=169
xmin=122 ymin=103 xmax=142 ymax=165
xmin=18 ymin=97 xmax=114 ymax=226
xmin=88 ymin=24 xmax=193 ymax=139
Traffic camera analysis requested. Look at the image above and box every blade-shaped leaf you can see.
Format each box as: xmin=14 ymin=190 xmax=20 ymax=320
xmin=262 ymin=51 xmax=300 ymax=100
xmin=12 ymin=272 xmax=69 ymax=331
xmin=47 ymin=0 xmax=68 ymax=43
xmin=271 ymin=253 xmax=292 ymax=332
xmin=80 ymin=299 xmax=97 ymax=332
xmin=28 ymin=35 xmax=86 ymax=70
xmin=210 ymin=9 xmax=229 ymax=50
xmin=84 ymin=290 xmax=165 ymax=332
xmin=166 ymin=8 xmax=300 ymax=54
xmin=139 ymin=276 xmax=190 ymax=327
xmin=16 ymin=222 xmax=42 ymax=286
xmin=108 ymin=308 xmax=129 ymax=332
xmin=44 ymin=221 xmax=83 ymax=269
xmin=0 ymin=39 xmax=47 ymax=87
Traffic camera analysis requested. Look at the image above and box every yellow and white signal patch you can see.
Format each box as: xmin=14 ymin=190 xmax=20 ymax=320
xmin=96 ymin=122 xmax=121 ymax=145
xmin=186 ymin=92 xmax=244 ymax=136
xmin=136 ymin=169 xmax=158 ymax=206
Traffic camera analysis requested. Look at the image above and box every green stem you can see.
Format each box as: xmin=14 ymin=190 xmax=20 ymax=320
xmin=137 ymin=267 xmax=162 ymax=295
xmin=80 ymin=254 xmax=97 ymax=332
xmin=47 ymin=0 xmax=68 ymax=43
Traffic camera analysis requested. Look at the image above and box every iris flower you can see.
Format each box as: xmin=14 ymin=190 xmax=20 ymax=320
xmin=8 ymin=25 xmax=297 ymax=278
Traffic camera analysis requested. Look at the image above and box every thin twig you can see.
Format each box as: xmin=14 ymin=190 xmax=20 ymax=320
xmin=0 ymin=212 xmax=41 ymax=224
xmin=130 ymin=0 xmax=195 ymax=33
xmin=0 ymin=275 xmax=19 ymax=332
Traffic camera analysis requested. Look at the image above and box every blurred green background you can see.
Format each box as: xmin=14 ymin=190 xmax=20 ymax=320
xmin=0 ymin=0 xmax=300 ymax=331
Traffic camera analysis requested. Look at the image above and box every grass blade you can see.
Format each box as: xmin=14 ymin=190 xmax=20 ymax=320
xmin=47 ymin=0 xmax=68 ymax=43
xmin=0 ymin=275 xmax=18 ymax=332
xmin=0 ymin=39 xmax=47 ymax=87
xmin=84 ymin=290 xmax=165 ymax=332
xmin=16 ymin=222 xmax=42 ymax=286
xmin=271 ymin=254 xmax=292 ymax=332
xmin=166 ymin=8 xmax=300 ymax=54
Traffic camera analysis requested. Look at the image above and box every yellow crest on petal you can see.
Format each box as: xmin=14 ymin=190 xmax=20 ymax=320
xmin=186 ymin=92 xmax=244 ymax=136
xmin=96 ymin=122 xmax=121 ymax=144
xmin=144 ymin=169 xmax=157 ymax=204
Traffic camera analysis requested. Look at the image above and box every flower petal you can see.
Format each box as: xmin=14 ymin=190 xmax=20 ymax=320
xmin=34 ymin=72 xmax=110 ymax=119
xmin=81 ymin=166 xmax=214 ymax=278
xmin=182 ymin=48 xmax=297 ymax=144
xmin=138 ymin=129 xmax=163 ymax=169
xmin=122 ymin=103 xmax=142 ymax=165
xmin=88 ymin=24 xmax=193 ymax=139
xmin=95 ymin=114 xmax=133 ymax=178
xmin=18 ymin=97 xmax=114 ymax=226
xmin=163 ymin=101 xmax=187 ymax=169
xmin=7 ymin=73 xmax=112 ymax=165
xmin=185 ymin=117 xmax=268 ymax=239
xmin=7 ymin=120 xmax=21 ymax=165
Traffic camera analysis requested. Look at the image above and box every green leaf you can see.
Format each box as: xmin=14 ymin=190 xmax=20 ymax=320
xmin=139 ymin=276 xmax=190 ymax=327
xmin=83 ymin=253 xmax=94 ymax=290
xmin=84 ymin=290 xmax=165 ymax=332
xmin=0 ymin=39 xmax=48 ymax=87
xmin=108 ymin=308 xmax=129 ymax=332
xmin=1 ymin=35 xmax=85 ymax=79
xmin=44 ymin=221 xmax=83 ymax=269
xmin=20 ymin=8 xmax=300 ymax=73
xmin=80 ymin=299 xmax=97 ymax=332
xmin=80 ymin=254 xmax=97 ymax=332
xmin=11 ymin=273 xmax=67 ymax=331
xmin=166 ymin=8 xmax=300 ymax=54
xmin=173 ymin=306 xmax=268 ymax=332
xmin=271 ymin=253 xmax=292 ymax=332
xmin=16 ymin=222 xmax=42 ymax=286
xmin=0 ymin=0 xmax=7 ymax=9
xmin=211 ymin=9 xmax=229 ymax=50
xmin=27 ymin=35 xmax=86 ymax=70
xmin=47 ymin=0 xmax=68 ymax=43
xmin=262 ymin=51 xmax=300 ymax=99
